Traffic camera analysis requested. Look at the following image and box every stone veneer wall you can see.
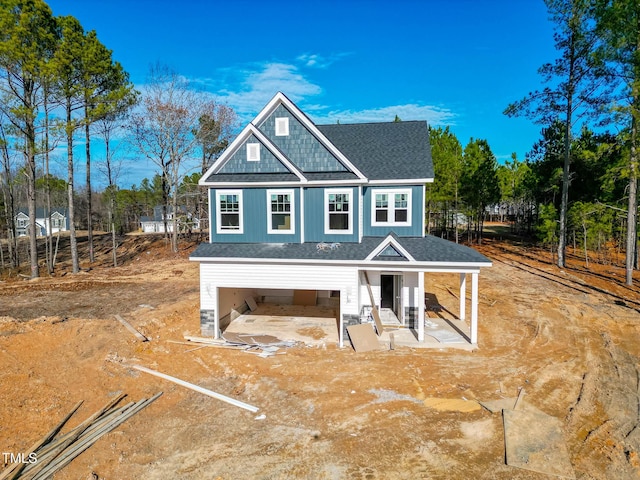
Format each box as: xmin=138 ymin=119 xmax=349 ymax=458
xmin=200 ymin=309 xmax=216 ymax=337
xmin=342 ymin=314 xmax=360 ymax=345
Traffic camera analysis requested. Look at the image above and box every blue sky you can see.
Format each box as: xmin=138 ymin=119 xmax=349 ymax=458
xmin=45 ymin=0 xmax=556 ymax=188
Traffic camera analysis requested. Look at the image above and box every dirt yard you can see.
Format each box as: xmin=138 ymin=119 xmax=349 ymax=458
xmin=1 ymin=231 xmax=639 ymax=479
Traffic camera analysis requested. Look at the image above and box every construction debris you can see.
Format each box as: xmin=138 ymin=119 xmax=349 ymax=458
xmin=130 ymin=364 xmax=259 ymax=413
xmin=362 ymin=272 xmax=384 ymax=335
xmin=182 ymin=333 xmax=297 ymax=358
xmin=481 ymin=389 xmax=575 ymax=479
xmin=114 ymin=314 xmax=148 ymax=342
xmin=346 ymin=324 xmax=381 ymax=352
xmin=0 ymin=392 xmax=161 ymax=480
xmin=245 ymin=296 xmax=258 ymax=311
xmin=503 ymin=409 xmax=575 ymax=479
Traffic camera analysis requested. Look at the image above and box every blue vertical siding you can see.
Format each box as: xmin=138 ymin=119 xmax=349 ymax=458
xmin=208 ymin=184 xmax=422 ymax=244
xmin=363 ymin=185 xmax=424 ymax=237
xmin=304 ymin=187 xmax=359 ymax=243
xmin=210 ymin=188 xmax=300 ymax=243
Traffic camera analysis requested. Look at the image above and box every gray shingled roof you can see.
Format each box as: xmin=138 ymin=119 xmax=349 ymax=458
xmin=318 ymin=121 xmax=434 ymax=180
xmin=206 ymin=172 xmax=301 ymax=183
xmin=191 ymin=234 xmax=490 ymax=266
xmin=205 ymin=119 xmax=434 ymax=184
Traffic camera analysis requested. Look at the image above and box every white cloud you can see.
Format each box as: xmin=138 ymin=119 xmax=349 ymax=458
xmin=314 ymin=104 xmax=457 ymax=126
xmin=215 ymin=62 xmax=323 ymax=121
xmin=185 ymin=57 xmax=457 ymax=130
xmin=296 ymin=52 xmax=352 ymax=69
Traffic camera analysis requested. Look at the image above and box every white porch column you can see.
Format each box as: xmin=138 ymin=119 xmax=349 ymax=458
xmin=471 ymin=272 xmax=479 ymax=344
xmin=418 ymin=271 xmax=425 ymax=342
xmin=214 ymin=286 xmax=220 ymax=339
xmin=459 ymin=273 xmax=466 ymax=321
xmin=339 ymin=290 xmax=345 ymax=348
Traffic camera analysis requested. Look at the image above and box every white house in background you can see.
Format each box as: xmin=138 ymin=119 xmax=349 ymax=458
xmin=15 ymin=208 xmax=68 ymax=237
xmin=189 ymin=92 xmax=492 ymax=348
xmin=140 ymin=206 xmax=200 ymax=233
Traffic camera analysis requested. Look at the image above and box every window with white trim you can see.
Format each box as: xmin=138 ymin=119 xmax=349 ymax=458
xmin=325 ymin=189 xmax=353 ymax=234
xmin=267 ymin=189 xmax=294 ymax=234
xmin=17 ymin=217 xmax=27 ymax=227
xmin=247 ymin=143 xmax=260 ymax=162
xmin=371 ymin=189 xmax=412 ymax=226
xmin=216 ymin=190 xmax=243 ymax=233
xmin=275 ymin=117 xmax=289 ymax=136
xmin=52 ymin=217 xmax=62 ymax=228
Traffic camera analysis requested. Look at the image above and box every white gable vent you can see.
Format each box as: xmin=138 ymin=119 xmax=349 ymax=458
xmin=247 ymin=143 xmax=260 ymax=162
xmin=275 ymin=117 xmax=289 ymax=136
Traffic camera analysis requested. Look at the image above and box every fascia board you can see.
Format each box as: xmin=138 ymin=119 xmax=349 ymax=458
xmin=189 ymin=256 xmax=492 ymax=270
xmin=199 ymin=123 xmax=255 ymax=185
xmin=252 ymin=91 xmax=287 ymax=126
xmin=204 ymin=181 xmax=304 ymax=188
xmin=204 ymin=179 xmax=369 ymax=188
xmin=368 ymin=178 xmax=434 ymax=185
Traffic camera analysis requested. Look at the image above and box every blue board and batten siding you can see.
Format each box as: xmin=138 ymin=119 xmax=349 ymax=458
xmin=209 ymin=186 xmax=362 ymax=244
xmin=303 ymin=187 xmax=359 ymax=243
xmin=209 ymin=188 xmax=301 ymax=243
xmin=362 ymin=185 xmax=424 ymax=237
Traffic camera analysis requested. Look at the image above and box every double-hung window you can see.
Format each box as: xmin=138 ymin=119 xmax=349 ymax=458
xmin=371 ymin=189 xmax=412 ymax=226
xmin=267 ymin=189 xmax=294 ymax=234
xmin=216 ymin=190 xmax=243 ymax=234
xmin=325 ymin=189 xmax=353 ymax=234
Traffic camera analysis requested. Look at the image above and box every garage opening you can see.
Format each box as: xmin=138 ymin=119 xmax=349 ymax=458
xmin=218 ymin=288 xmax=340 ymax=346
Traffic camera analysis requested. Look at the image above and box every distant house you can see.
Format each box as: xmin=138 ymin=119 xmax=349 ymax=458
xmin=140 ymin=206 xmax=199 ymax=233
xmin=190 ymin=92 xmax=492 ymax=348
xmin=15 ymin=208 xmax=68 ymax=237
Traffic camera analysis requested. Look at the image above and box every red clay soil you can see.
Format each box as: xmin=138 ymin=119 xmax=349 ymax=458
xmin=0 ymin=231 xmax=639 ymax=479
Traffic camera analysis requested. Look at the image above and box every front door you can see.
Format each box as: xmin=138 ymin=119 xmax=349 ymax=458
xmin=380 ymin=274 xmax=403 ymax=321
xmin=380 ymin=275 xmax=394 ymax=309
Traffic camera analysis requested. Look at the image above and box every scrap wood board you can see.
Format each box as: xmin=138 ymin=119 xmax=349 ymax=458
xmin=245 ymin=296 xmax=258 ymax=311
xmin=362 ymin=271 xmax=384 ymax=335
xmin=503 ymin=409 xmax=575 ymax=479
xmin=347 ymin=324 xmax=381 ymax=352
xmin=115 ymin=314 xmax=148 ymax=342
xmin=222 ymin=331 xmax=285 ymax=346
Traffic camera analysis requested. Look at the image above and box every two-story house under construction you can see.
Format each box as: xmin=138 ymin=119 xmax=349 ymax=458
xmin=190 ymin=92 xmax=491 ymax=348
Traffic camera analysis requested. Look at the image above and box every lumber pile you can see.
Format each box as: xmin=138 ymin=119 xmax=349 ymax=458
xmin=0 ymin=392 xmax=162 ymax=480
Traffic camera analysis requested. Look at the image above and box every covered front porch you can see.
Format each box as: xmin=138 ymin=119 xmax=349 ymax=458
xmin=357 ymin=269 xmax=482 ymax=347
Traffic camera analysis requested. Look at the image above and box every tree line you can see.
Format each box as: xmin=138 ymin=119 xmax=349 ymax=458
xmin=2 ymin=0 xmax=638 ymax=288
xmin=0 ymin=0 xmax=236 ymax=277
xmin=428 ymin=0 xmax=640 ymax=287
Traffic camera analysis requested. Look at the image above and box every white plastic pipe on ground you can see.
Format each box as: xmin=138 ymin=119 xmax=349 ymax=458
xmin=130 ymin=364 xmax=259 ymax=413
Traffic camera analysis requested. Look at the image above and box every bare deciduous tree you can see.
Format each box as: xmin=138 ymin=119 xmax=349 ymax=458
xmin=130 ymin=65 xmax=217 ymax=252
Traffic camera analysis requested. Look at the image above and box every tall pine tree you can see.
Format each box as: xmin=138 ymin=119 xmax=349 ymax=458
xmin=505 ymin=0 xmax=606 ymax=268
